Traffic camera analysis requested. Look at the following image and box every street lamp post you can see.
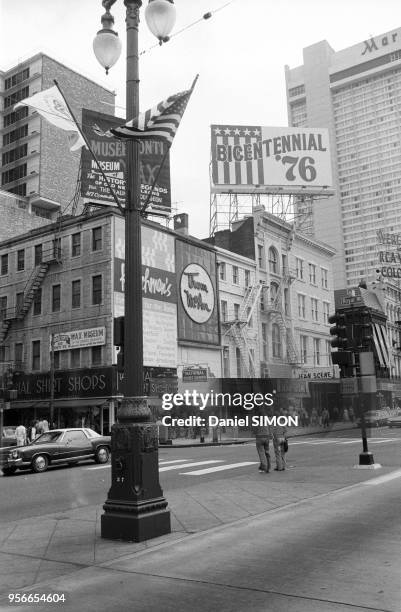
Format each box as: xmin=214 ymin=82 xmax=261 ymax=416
xmin=93 ymin=0 xmax=176 ymax=542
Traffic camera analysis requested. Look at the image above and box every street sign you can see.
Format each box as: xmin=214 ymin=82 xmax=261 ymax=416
xmin=182 ymin=368 xmax=208 ymax=382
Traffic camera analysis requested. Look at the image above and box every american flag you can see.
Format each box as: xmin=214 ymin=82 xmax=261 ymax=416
xmin=111 ymin=89 xmax=193 ymax=145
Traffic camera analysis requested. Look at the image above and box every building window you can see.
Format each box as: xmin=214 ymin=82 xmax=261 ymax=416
xmin=272 ymin=323 xmax=281 ymax=358
xmin=92 ymin=275 xmax=102 ymax=305
xmin=258 ymin=244 xmax=265 ymax=269
xmin=268 ymin=247 xmax=279 ymax=274
xmin=72 ymin=280 xmax=81 ymax=309
xmin=298 ymin=294 xmax=306 ymax=319
xmin=1 ymin=254 xmax=8 ymax=276
xmin=282 ymin=254 xmax=287 ymax=275
xmin=262 ymin=323 xmax=268 ymax=360
xmin=34 ymin=244 xmax=42 ymax=266
xmin=53 ymin=351 xmax=61 ymax=370
xmin=260 ymin=288 xmax=265 ymax=311
xmin=284 ymin=288 xmax=290 ymax=316
xmin=52 ymin=284 xmax=61 ymax=312
xmin=321 ymin=268 xmax=328 ymax=289
xmin=32 ymin=340 xmax=40 ymax=371
xmin=246 ymin=307 xmax=253 ymax=327
xmin=236 ymin=347 xmax=241 ymax=377
xmin=33 ymin=288 xmax=42 ymax=316
xmin=300 ymin=335 xmax=308 ymax=364
xmin=234 ymin=303 xmax=240 ymax=319
xmin=219 ymin=262 xmax=226 ymax=281
xmin=92 ymin=346 xmax=102 ymax=366
xmin=0 ymin=296 xmax=7 ymax=319
xmin=220 ymin=300 xmax=227 ymax=322
xmin=232 ymin=266 xmax=239 ymax=284
xmin=1 ymin=162 xmax=27 ymax=185
xmin=311 ymin=298 xmax=319 ymax=322
xmin=326 ymin=340 xmax=332 ymax=366
xmin=323 ymin=302 xmax=330 ymax=324
xmin=222 ymin=346 xmax=230 ymax=377
xmin=15 ymin=342 xmax=23 ymax=368
xmin=244 ymin=270 xmax=250 ymax=287
xmin=71 ymin=232 xmax=81 ymax=257
xmin=313 ymin=338 xmax=321 ymax=366
xmin=92 ymin=227 xmax=102 ymax=251
xmin=17 ymin=249 xmax=24 ymax=271
xmin=16 ymin=292 xmax=24 ymax=315
xmin=309 ymin=263 xmax=316 ymax=285
xmin=296 ymin=257 xmax=304 ymax=280
xmin=270 ymin=282 xmax=279 ymax=304
xmin=70 ymin=349 xmax=80 ymax=369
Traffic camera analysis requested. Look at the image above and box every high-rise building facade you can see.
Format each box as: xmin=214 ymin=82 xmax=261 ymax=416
xmin=0 ymin=53 xmax=115 ymax=219
xmin=285 ymin=29 xmax=401 ymax=288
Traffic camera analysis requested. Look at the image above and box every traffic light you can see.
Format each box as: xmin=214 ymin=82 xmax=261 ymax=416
xmin=113 ymin=317 xmax=124 ymax=371
xmin=356 ymin=309 xmax=373 ymax=349
xmin=331 ymin=350 xmax=355 ymax=378
xmin=329 ymin=312 xmax=348 ymax=349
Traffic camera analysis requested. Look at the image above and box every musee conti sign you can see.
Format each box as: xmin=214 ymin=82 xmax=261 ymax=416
xmin=52 ymin=327 xmax=106 ymax=351
xmin=180 ymin=264 xmax=215 ymax=324
xmin=211 ymin=125 xmax=333 ymax=195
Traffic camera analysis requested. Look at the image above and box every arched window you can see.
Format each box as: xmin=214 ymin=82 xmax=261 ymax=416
xmin=272 ymin=323 xmax=281 ymax=358
xmin=268 ymin=247 xmax=279 ymax=274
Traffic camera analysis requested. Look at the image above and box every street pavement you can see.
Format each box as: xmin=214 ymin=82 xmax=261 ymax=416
xmin=0 ymin=429 xmax=400 ymax=611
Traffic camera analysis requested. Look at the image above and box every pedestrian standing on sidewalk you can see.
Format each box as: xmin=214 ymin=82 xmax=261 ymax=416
xmin=271 ymin=421 xmax=287 ymax=471
xmin=251 ymin=416 xmax=270 ymax=474
xmin=15 ymin=423 xmax=27 ymax=447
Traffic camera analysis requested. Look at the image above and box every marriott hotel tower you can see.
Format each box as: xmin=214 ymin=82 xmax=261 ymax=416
xmin=285 ymin=30 xmax=401 ymax=288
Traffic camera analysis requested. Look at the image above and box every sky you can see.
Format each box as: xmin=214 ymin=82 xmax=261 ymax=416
xmin=1 ymin=0 xmax=401 ymax=238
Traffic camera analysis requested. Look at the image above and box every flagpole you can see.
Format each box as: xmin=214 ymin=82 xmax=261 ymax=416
xmin=53 ymin=79 xmax=124 ymax=214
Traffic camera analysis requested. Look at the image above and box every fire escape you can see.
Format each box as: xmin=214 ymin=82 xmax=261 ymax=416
xmin=222 ymin=281 xmax=266 ymax=377
xmin=264 ymin=269 xmax=301 ymax=365
xmin=0 ymin=240 xmax=62 ymax=370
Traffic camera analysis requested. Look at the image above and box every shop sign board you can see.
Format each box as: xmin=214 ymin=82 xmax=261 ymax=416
xmin=211 ymin=125 xmax=333 ymax=195
xmin=182 ymin=367 xmax=208 ymax=382
xmin=81 ymin=109 xmax=171 ymax=214
xmin=52 ymin=327 xmax=106 ymax=351
xmin=14 ymin=367 xmax=113 ymax=400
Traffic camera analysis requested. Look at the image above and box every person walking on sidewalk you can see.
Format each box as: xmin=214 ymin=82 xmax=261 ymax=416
xmin=252 ymin=420 xmax=271 ymax=473
xmin=271 ymin=421 xmax=287 ymax=471
xmin=15 ymin=423 xmax=27 ymax=447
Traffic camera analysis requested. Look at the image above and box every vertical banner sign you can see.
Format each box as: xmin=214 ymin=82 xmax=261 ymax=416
xmin=210 ymin=125 xmax=333 ymax=194
xmin=81 ymin=109 xmax=171 ymax=213
xmin=113 ymin=217 xmax=177 ymax=368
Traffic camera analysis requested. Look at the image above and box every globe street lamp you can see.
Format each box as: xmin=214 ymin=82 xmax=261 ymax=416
xmin=93 ymin=0 xmax=176 ymax=542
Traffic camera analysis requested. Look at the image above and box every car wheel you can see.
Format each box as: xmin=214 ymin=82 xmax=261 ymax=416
xmin=2 ymin=467 xmax=16 ymax=476
xmin=32 ymin=454 xmax=49 ymax=473
xmin=95 ymin=446 xmax=110 ymax=464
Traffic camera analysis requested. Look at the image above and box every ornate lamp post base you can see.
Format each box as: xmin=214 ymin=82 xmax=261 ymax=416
xmin=101 ymin=397 xmax=171 ymax=542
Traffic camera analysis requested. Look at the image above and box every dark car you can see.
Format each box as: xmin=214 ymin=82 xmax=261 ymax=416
xmin=2 ymin=428 xmax=111 ymax=475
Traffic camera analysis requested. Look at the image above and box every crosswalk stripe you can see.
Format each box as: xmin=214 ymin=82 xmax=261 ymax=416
xmin=159 ymin=459 xmax=189 ymax=465
xmin=180 ymin=462 xmax=257 ymax=476
xmin=159 ymin=460 xmax=223 ymax=472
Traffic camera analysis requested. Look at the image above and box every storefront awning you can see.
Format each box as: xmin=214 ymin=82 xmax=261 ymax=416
xmin=373 ymin=323 xmax=391 ymax=369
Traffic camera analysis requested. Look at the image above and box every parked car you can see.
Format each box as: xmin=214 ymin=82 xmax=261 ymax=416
xmin=387 ymin=411 xmax=401 ymax=428
xmin=2 ymin=428 xmax=111 ymax=475
xmin=1 ymin=426 xmax=17 ymax=448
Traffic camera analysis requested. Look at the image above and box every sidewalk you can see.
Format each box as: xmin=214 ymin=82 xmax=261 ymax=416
xmin=0 ymin=455 xmax=395 ymax=609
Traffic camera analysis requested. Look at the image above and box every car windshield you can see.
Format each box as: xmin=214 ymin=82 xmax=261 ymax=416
xmin=33 ymin=431 xmax=62 ymax=444
xmin=84 ymin=428 xmax=101 ymax=438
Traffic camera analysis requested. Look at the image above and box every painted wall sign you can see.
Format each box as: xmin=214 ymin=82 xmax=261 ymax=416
xmin=81 ymin=109 xmax=171 ymax=213
xmin=14 ymin=367 xmax=113 ymax=400
xmin=180 ymin=263 xmax=215 ymax=324
xmin=211 ymin=125 xmax=333 ymax=195
xmin=52 ymin=327 xmax=106 ymax=351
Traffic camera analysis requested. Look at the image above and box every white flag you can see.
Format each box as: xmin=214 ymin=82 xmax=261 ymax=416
xmin=14 ymin=85 xmax=86 ymax=151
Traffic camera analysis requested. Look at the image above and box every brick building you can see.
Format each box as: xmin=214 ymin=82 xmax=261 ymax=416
xmin=0 ymin=53 xmax=115 ymax=218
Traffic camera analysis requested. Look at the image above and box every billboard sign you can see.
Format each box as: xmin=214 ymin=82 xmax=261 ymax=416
xmin=113 ymin=218 xmax=177 ymax=369
xmin=81 ymin=109 xmax=171 ymax=214
xmin=52 ymin=327 xmax=106 ymax=351
xmin=180 ymin=263 xmax=215 ymax=324
xmin=211 ymin=125 xmax=333 ymax=194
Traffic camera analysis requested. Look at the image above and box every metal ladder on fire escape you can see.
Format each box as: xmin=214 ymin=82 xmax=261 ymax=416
xmin=0 ymin=233 xmax=62 ymax=346
xmin=222 ymin=281 xmax=266 ymax=377
xmin=266 ymin=276 xmax=300 ymax=365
